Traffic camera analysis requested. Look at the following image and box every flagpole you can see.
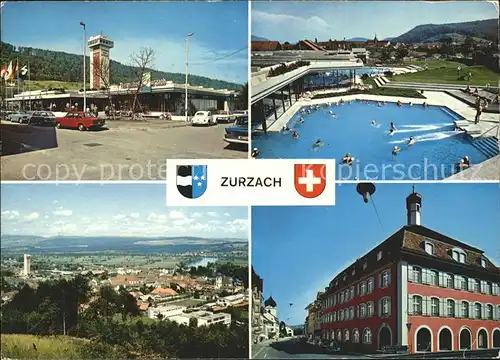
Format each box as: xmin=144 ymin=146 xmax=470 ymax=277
xmin=28 ymin=63 xmax=31 ymax=110
xmin=17 ymin=57 xmax=20 ymax=109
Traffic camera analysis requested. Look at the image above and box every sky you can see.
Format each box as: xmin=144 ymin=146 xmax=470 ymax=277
xmin=1 ymin=183 xmax=248 ymax=238
xmin=252 ymin=183 xmax=500 ymax=325
xmin=252 ymin=1 xmax=499 ymax=42
xmin=1 ymin=1 xmax=248 ymax=84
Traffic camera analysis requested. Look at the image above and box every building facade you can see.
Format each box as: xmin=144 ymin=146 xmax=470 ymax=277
xmin=88 ymin=35 xmax=114 ymax=90
xmin=252 ymin=268 xmax=265 ymax=343
xmin=318 ymin=189 xmax=500 ymax=353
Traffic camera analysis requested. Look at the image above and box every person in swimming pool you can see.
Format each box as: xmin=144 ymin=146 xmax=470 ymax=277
xmin=292 ymin=131 xmax=299 ymax=139
xmin=423 ymin=102 xmax=428 ymax=108
xmin=282 ymin=125 xmax=290 ymax=132
xmin=251 ymin=147 xmax=260 ymax=158
xmin=409 ymin=102 xmax=413 ymax=107
xmin=313 ymin=139 xmax=324 ymax=148
xmin=341 ymin=152 xmax=354 ymax=165
xmin=458 ymin=156 xmax=470 ymax=169
xmin=328 ymin=110 xmax=335 ymax=116
xmin=371 ymin=120 xmax=377 ymax=126
xmin=408 ymin=136 xmax=416 ymax=146
xmin=392 ymin=146 xmax=401 ymax=156
xmin=298 ymin=117 xmax=304 ymax=123
xmin=397 ymin=100 xmax=402 ymax=107
xmin=388 ymin=129 xmax=395 ymax=136
xmin=390 ymin=122 xmax=397 ymax=131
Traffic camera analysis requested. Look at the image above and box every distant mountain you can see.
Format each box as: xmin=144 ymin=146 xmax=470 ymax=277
xmin=0 ymin=234 xmax=247 ymax=253
xmin=252 ymin=35 xmax=270 ymax=41
xmin=347 ymin=37 xmax=370 ymax=42
xmin=384 ymin=37 xmax=395 ymax=41
xmin=0 ymin=41 xmax=242 ymax=89
xmin=392 ymin=18 xmax=498 ymax=44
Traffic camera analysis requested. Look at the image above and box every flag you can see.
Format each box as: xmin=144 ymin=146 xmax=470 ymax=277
xmin=19 ymin=64 xmax=29 ymax=82
xmin=4 ymin=61 xmax=15 ymax=80
xmin=0 ymin=66 xmax=6 ymax=80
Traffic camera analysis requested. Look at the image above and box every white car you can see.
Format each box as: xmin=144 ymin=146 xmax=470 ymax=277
xmin=192 ymin=111 xmax=216 ymax=126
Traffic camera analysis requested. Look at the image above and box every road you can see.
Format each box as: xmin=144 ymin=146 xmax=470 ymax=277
xmin=252 ymin=337 xmax=369 ymax=359
xmin=0 ymin=119 xmax=247 ymax=180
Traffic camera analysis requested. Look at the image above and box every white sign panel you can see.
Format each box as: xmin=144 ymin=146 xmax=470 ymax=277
xmin=166 ymin=159 xmax=335 ymax=206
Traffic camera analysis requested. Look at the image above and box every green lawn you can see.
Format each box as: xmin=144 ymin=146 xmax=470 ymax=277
xmin=392 ymin=61 xmax=498 ymax=86
xmin=1 ymin=334 xmax=83 ymax=359
xmin=18 ymin=80 xmax=87 ymax=91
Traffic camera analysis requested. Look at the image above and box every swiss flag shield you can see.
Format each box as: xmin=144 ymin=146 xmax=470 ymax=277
xmin=294 ymin=164 xmax=327 ymax=198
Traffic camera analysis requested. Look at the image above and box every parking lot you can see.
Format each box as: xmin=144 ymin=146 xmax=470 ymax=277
xmin=0 ymin=119 xmax=247 ymax=180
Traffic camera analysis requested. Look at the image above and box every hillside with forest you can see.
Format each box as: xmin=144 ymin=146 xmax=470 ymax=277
xmin=0 ymin=42 xmax=242 ymax=90
xmin=392 ymin=18 xmax=498 ymax=44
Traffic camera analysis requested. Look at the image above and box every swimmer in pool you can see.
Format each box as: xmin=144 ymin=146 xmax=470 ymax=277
xmin=408 ymin=136 xmax=416 ymax=146
xmin=458 ymin=156 xmax=470 ymax=169
xmin=328 ymin=110 xmax=335 ymax=115
xmin=409 ymin=102 xmax=413 ymax=107
xmin=292 ymin=131 xmax=300 ymax=139
xmin=389 ymin=129 xmax=395 ymax=136
xmin=377 ymin=102 xmax=383 ymax=107
xmin=341 ymin=152 xmax=354 ymax=165
xmin=282 ymin=125 xmax=290 ymax=132
xmin=392 ymin=146 xmax=401 ymax=156
xmin=251 ymin=147 xmax=260 ymax=158
xmin=313 ymin=139 xmax=324 ymax=149
xmin=423 ymin=102 xmax=428 ymax=108
xmin=397 ymin=100 xmax=402 ymax=107
xmin=390 ymin=122 xmax=397 ymax=131
xmin=298 ymin=117 xmax=304 ymax=123
xmin=371 ymin=120 xmax=377 ymax=126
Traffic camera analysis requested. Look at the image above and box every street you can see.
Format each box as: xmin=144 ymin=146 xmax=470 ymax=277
xmin=0 ymin=119 xmax=246 ymax=180
xmin=252 ymin=337 xmax=369 ymax=359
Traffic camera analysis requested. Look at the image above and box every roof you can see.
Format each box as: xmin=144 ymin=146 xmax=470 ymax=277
xmin=139 ymin=303 xmax=150 ymax=311
xmin=252 ymin=41 xmax=281 ymax=51
xmin=150 ymin=288 xmax=178 ymax=296
xmin=264 ymin=296 xmax=277 ymax=307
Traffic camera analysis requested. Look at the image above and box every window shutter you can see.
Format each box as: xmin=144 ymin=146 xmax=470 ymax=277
xmin=408 ymin=296 xmax=414 ymax=315
xmin=492 ymin=283 xmax=498 ymax=296
xmin=378 ymin=299 xmax=382 ymax=317
xmin=422 ymin=268 xmax=429 ymax=285
xmin=378 ymin=273 xmax=382 ymax=288
xmin=425 ymin=296 xmax=431 ymax=316
xmin=439 ymin=298 xmax=445 ymax=317
xmin=454 ymin=275 xmax=459 ymax=289
xmin=438 ymin=272 xmax=444 ymax=287
xmin=469 ymin=302 xmax=474 ymax=319
xmin=481 ymin=303 xmax=486 ymax=319
xmin=481 ymin=281 xmax=486 ymax=294
xmin=468 ymin=278 xmax=474 ymax=292
xmin=408 ymin=265 xmax=413 ymax=282
xmin=455 ymin=301 xmax=460 ymax=319
xmin=388 ymin=298 xmax=392 ymax=316
xmin=388 ymin=270 xmax=391 ymax=285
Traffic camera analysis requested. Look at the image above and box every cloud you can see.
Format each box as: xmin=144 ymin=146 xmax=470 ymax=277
xmin=112 ymin=214 xmax=127 ymax=221
xmin=169 ymin=210 xmax=186 ymax=220
xmin=206 ymin=211 xmax=219 ymax=217
xmin=130 ymin=213 xmax=140 ymax=219
xmin=1 ymin=210 xmax=20 ymax=220
xmin=53 ymin=207 xmax=73 ymax=216
xmin=24 ymin=212 xmax=40 ymax=221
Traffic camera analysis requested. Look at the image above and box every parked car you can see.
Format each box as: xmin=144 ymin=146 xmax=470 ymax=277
xmin=138 ymin=111 xmax=171 ymax=120
xmin=55 ymin=111 xmax=105 ymax=131
xmin=28 ymin=111 xmax=57 ymax=126
xmin=214 ymin=114 xmax=235 ymax=123
xmin=224 ymin=114 xmax=249 ymax=145
xmin=192 ymin=111 xmax=216 ymax=126
xmin=8 ymin=110 xmax=32 ymax=124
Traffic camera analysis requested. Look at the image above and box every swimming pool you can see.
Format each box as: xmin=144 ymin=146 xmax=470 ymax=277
xmin=252 ymin=100 xmax=493 ymax=180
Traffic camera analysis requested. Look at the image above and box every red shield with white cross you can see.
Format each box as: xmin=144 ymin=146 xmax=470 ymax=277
xmin=294 ymin=164 xmax=327 ymax=198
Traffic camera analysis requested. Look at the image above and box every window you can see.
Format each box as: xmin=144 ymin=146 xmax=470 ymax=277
xmin=360 ymin=281 xmax=366 ymax=296
xmin=363 ymin=328 xmax=372 ymax=344
xmin=481 ymin=258 xmax=487 ymax=268
xmin=377 ymin=251 xmax=383 ymax=261
xmin=340 ymin=309 xmax=344 ymax=321
xmin=474 ymin=303 xmax=482 ymax=319
xmin=381 ymin=297 xmax=391 ymax=317
xmin=367 ymin=278 xmax=374 ymax=293
xmin=344 ymin=329 xmax=350 ymax=341
xmin=485 ymin=282 xmax=492 ymax=295
xmin=352 ymin=269 xmax=356 ymax=276
xmin=430 ymin=270 xmax=438 ymax=286
xmin=445 ymin=273 xmax=453 ymax=288
xmin=412 ymin=267 xmax=422 ymax=283
xmin=431 ymin=297 xmax=439 ymax=316
xmin=349 ymin=286 xmax=354 ymax=300
xmin=353 ymin=329 xmax=360 ymax=343
xmin=474 ymin=279 xmax=480 ymax=292
xmin=381 ymin=270 xmax=391 ymax=288
xmin=451 ymin=248 xmax=466 ymax=263
xmin=486 ymin=304 xmax=493 ymax=320
xmin=413 ymin=295 xmax=423 ymax=315
xmin=424 ymin=242 xmax=434 ymax=255
xmin=359 ymin=304 xmax=366 ymax=318
xmin=337 ymin=330 xmax=342 ymax=341
xmin=363 ymin=261 xmax=367 ymax=270
xmin=349 ymin=307 xmax=354 ymax=320
xmin=447 ymin=299 xmax=455 ymax=317
xmin=343 ymin=274 xmax=347 ymax=281
xmin=462 ymin=301 xmax=469 ymax=318
xmin=457 ymin=276 xmax=467 ymax=291
xmin=367 ymin=301 xmax=374 ymax=316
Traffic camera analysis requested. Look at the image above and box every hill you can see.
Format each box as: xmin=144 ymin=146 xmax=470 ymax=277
xmin=392 ymin=18 xmax=498 ymax=44
xmin=0 ymin=41 xmax=242 ymax=90
xmin=251 ymin=35 xmax=270 ymax=41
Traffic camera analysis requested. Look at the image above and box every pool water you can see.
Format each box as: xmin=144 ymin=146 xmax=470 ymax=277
xmin=252 ymin=100 xmax=490 ymax=180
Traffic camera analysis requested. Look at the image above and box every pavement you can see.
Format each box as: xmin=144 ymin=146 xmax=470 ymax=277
xmin=0 ymin=118 xmax=246 ymax=180
xmin=252 ymin=337 xmax=369 ymax=359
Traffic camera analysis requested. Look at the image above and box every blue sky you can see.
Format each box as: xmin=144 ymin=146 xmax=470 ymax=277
xmin=1 ymin=184 xmax=248 ymax=238
xmin=1 ymin=1 xmax=248 ymax=83
xmin=252 ymin=1 xmax=499 ymax=42
xmin=252 ymin=183 xmax=500 ymax=325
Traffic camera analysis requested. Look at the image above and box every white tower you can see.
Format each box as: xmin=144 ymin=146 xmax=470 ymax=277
xmin=406 ymin=185 xmax=422 ymax=226
xmin=23 ymin=254 xmax=31 ymax=275
xmin=88 ymin=35 xmax=114 ymax=90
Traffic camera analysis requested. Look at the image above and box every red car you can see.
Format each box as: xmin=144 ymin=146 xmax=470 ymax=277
xmin=55 ymin=111 xmax=105 ymax=131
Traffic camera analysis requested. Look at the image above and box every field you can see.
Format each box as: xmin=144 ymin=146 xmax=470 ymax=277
xmin=34 ymin=254 xmax=182 ymax=269
xmin=13 ymin=80 xmax=87 ymax=91
xmin=392 ymin=60 xmax=498 ymax=86
xmin=1 ymin=334 xmax=83 ymax=359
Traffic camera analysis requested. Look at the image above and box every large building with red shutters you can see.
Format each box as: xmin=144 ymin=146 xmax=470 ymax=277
xmin=318 ymin=189 xmax=500 ymax=353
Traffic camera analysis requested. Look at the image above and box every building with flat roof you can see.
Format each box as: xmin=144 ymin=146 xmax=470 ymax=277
xmin=317 ymin=188 xmax=500 ymax=353
xmin=171 ymin=310 xmax=231 ymax=327
xmin=147 ymin=305 xmax=186 ymax=320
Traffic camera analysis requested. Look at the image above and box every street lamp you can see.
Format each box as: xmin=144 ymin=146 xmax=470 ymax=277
xmin=79 ymin=21 xmax=87 ymax=112
xmin=457 ymin=66 xmax=461 ymax=78
xmin=356 ymin=183 xmax=376 ymax=203
xmin=185 ymin=32 xmax=194 ymax=122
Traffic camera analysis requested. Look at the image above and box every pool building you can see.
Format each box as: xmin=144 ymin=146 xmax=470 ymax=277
xmin=315 ymin=188 xmax=500 ymax=353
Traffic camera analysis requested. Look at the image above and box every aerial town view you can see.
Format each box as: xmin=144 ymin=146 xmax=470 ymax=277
xmin=0 ymin=1 xmax=249 ymax=181
xmin=251 ymin=183 xmax=500 ymax=358
xmin=0 ymin=183 xmax=249 ymax=358
xmin=250 ymin=1 xmax=499 ymax=180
